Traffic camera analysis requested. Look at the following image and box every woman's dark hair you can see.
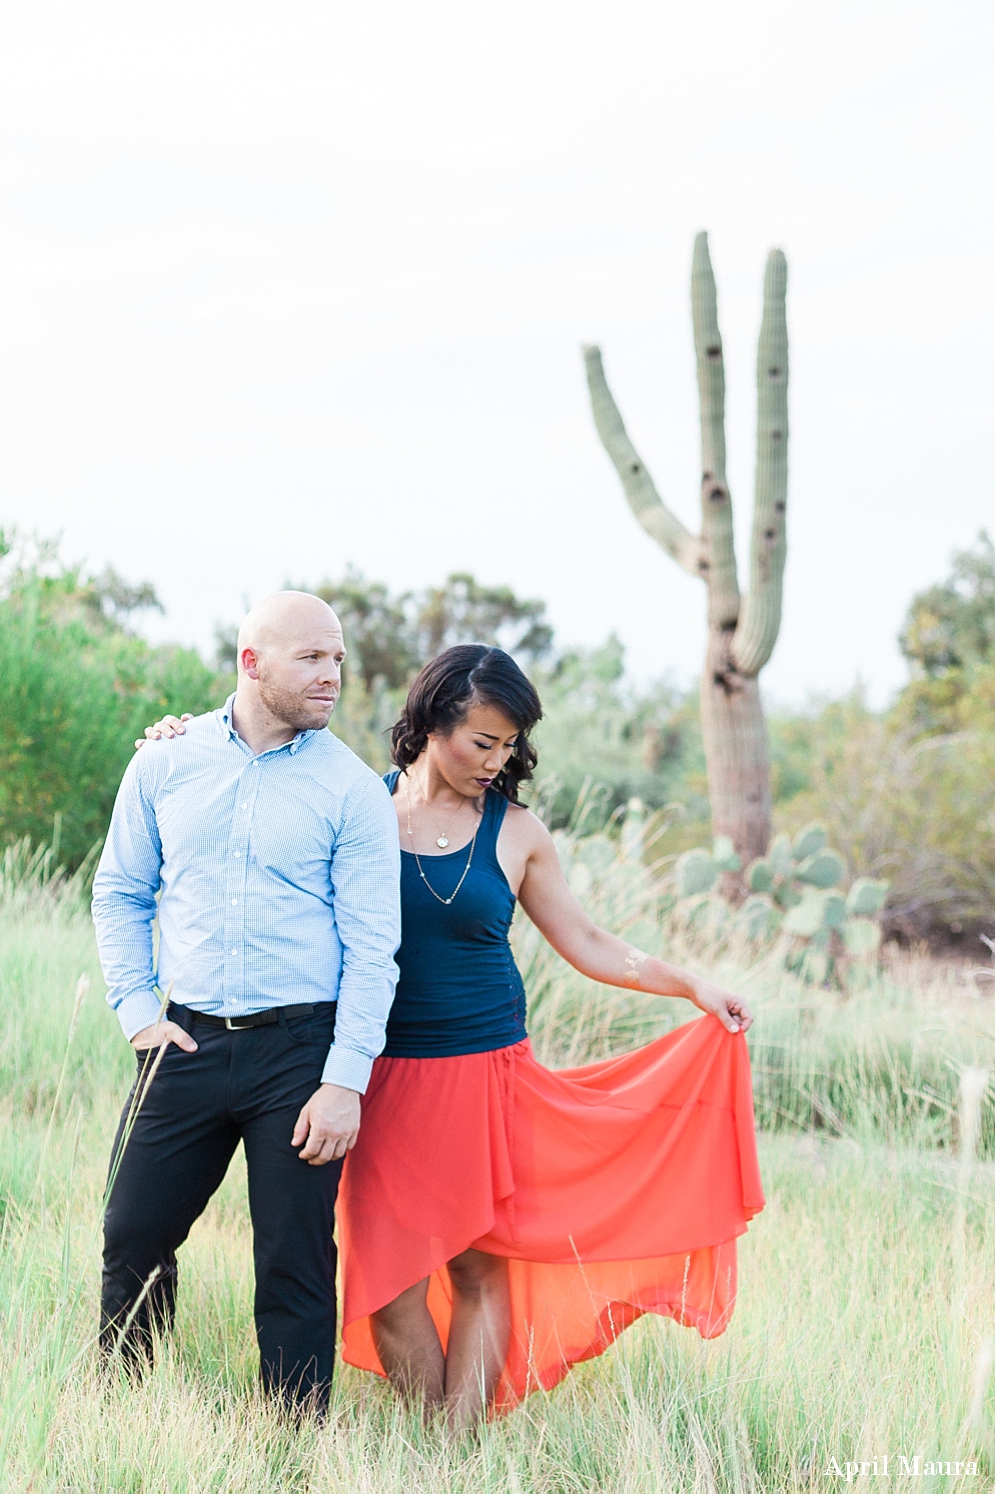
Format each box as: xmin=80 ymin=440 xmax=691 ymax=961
xmin=391 ymin=645 xmax=543 ymax=802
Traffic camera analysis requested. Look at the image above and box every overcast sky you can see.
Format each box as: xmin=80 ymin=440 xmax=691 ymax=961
xmin=1 ymin=0 xmax=992 ymax=705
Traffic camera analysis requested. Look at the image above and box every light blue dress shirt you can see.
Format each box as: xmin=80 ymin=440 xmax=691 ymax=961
xmin=91 ymin=695 xmax=401 ymax=1093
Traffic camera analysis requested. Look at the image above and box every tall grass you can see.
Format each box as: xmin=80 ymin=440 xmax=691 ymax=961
xmin=2 ymin=828 xmax=994 ymax=1490
xmin=523 ymin=821 xmax=995 ymax=1154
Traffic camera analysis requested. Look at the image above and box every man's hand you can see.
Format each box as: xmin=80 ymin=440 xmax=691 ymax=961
xmin=131 ymin=1020 xmax=198 ymax=1053
xmin=690 ymin=978 xmax=754 ymax=1034
xmin=292 ymin=1083 xmax=361 ymax=1166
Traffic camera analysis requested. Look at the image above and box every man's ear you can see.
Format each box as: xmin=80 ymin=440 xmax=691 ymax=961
xmin=240 ymin=646 xmax=261 ymax=680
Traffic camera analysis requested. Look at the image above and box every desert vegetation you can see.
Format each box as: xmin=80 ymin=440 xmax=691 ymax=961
xmin=585 ymin=232 xmax=789 ymax=869
xmin=2 ymin=520 xmax=994 ymax=1486
xmin=5 ymin=522 xmax=990 ymax=945
xmin=2 ymin=822 xmax=994 ymax=1490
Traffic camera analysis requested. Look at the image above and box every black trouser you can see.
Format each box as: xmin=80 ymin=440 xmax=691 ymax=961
xmin=100 ymin=1001 xmax=342 ymax=1413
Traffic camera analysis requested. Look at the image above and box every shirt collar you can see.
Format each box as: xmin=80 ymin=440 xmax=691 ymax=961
xmin=216 ymin=693 xmax=314 ymax=756
xmin=217 ymin=694 xmax=238 ymax=741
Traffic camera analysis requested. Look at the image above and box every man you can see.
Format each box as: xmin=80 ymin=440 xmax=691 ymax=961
xmin=92 ymin=590 xmax=400 ymax=1414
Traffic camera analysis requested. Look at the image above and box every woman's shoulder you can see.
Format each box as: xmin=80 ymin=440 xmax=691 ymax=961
xmin=493 ymin=795 xmax=550 ymax=846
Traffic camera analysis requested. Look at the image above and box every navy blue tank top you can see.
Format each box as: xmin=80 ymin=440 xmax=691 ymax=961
xmin=381 ymin=770 xmax=528 ymax=1058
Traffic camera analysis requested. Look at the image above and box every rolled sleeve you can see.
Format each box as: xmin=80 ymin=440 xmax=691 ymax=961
xmin=323 ymin=775 xmax=401 ymax=1092
xmin=91 ymin=753 xmax=165 ymax=1041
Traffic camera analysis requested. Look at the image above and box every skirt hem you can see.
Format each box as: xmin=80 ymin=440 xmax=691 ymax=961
xmin=338 ymin=1019 xmax=763 ymax=1409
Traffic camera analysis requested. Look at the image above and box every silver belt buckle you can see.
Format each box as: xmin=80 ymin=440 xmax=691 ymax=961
xmin=224 ymin=1016 xmax=252 ymax=1030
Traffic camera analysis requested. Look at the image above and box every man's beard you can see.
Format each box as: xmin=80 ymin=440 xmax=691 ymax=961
xmin=257 ymin=677 xmax=336 ymax=732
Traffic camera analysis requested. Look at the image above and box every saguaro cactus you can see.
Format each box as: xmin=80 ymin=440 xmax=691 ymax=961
xmin=584 ymin=232 xmax=788 ymax=868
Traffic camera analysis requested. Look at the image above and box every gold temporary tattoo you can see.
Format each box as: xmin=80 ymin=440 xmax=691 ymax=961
xmin=623 ymin=947 xmax=650 ymax=988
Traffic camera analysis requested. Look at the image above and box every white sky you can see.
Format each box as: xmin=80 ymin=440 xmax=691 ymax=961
xmin=1 ymin=0 xmax=992 ymax=705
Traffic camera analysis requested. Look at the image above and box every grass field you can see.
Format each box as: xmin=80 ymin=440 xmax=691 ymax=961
xmin=2 ymin=845 xmax=995 ymax=1491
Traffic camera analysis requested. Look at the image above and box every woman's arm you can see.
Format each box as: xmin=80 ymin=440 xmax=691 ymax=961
xmin=516 ymin=817 xmax=753 ymax=1034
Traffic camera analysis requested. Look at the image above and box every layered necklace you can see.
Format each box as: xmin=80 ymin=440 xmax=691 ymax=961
xmin=417 ymin=778 xmax=463 ymax=848
xmin=403 ymin=772 xmax=481 ymax=906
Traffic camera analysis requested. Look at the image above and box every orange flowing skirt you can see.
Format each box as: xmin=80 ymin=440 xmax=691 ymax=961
xmin=339 ymin=1014 xmax=764 ymax=1412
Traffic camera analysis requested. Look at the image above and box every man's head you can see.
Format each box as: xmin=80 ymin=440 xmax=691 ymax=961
xmin=236 ymin=592 xmax=346 ymax=733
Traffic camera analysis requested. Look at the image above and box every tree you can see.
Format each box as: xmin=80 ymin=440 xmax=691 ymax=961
xmin=897 ymin=531 xmax=995 ymax=735
xmin=80 ymin=566 xmax=164 ymax=631
xmin=413 ymin=573 xmax=553 ymax=664
xmin=301 ymin=570 xmax=553 ymax=690
xmin=312 ymin=569 xmax=419 ymax=690
xmin=0 ymin=533 xmax=222 ymax=866
xmin=900 ymin=531 xmax=995 ymax=675
xmin=771 ymin=693 xmax=995 ymax=942
xmin=584 ymin=232 xmax=788 ymax=869
xmin=534 ymin=636 xmax=707 ymax=832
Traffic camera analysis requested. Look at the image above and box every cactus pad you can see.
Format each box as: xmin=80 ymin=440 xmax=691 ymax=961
xmin=795 ymin=850 xmax=845 ymax=889
xmin=712 ymin=835 xmax=742 ymax=872
xmin=783 ymin=890 xmax=827 ymax=938
xmin=769 ymin=833 xmax=794 ymax=878
xmin=847 ymin=878 xmax=889 ymax=917
xmin=747 ymin=857 xmax=774 ymax=893
xmin=737 ymin=893 xmax=779 ymax=940
xmin=843 ymin=918 xmax=882 ymax=957
xmin=676 ymin=848 xmax=717 ymax=898
xmin=792 ymin=823 xmax=828 ymax=861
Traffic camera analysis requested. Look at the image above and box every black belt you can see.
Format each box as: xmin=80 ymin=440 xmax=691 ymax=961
xmin=184 ymin=1002 xmax=319 ymax=1031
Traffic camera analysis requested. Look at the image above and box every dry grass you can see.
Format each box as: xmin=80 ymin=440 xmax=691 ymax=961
xmin=2 ymin=836 xmax=995 ymax=1490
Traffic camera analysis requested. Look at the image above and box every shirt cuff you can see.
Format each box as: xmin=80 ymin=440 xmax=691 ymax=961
xmin=116 ymin=989 xmax=169 ymax=1041
xmin=321 ymin=1044 xmax=374 ymax=1093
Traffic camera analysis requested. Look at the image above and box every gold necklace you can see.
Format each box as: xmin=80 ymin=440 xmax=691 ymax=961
xmin=404 ymin=775 xmax=480 ymax=906
xmin=414 ymin=769 xmax=464 ymax=848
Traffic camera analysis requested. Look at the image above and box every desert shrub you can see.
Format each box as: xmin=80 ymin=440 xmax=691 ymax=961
xmin=0 ymin=535 xmax=222 ymax=867
xmin=3 ymin=815 xmax=995 ymax=1488
xmin=897 ymin=529 xmax=995 ymax=734
xmin=529 ymin=639 xmax=708 ymax=834
xmin=769 ymin=695 xmax=995 ymax=940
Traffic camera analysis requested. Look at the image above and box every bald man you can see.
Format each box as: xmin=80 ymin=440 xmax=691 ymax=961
xmin=92 ymin=592 xmax=401 ymax=1415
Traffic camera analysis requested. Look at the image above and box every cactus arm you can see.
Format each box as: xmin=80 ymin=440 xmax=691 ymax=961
xmin=583 ymin=344 xmax=705 ymax=579
xmin=732 ymin=248 xmax=789 ymax=677
xmin=692 ymin=232 xmax=740 ymax=629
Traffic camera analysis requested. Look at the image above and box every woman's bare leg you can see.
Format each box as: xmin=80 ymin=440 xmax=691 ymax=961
xmin=443 ymin=1248 xmax=510 ymax=1429
xmin=370 ymin=1277 xmax=446 ymax=1411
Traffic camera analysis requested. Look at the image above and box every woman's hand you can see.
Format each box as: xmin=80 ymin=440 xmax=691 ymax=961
xmin=134 ymin=713 xmax=192 ymax=751
xmin=688 ymin=977 xmax=754 ymax=1034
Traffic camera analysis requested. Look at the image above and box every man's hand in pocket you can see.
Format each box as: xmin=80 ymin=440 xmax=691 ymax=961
xmin=131 ymin=1021 xmax=198 ymax=1053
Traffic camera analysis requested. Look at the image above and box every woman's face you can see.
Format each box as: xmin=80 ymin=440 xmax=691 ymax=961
xmin=426 ymin=699 xmax=521 ymax=797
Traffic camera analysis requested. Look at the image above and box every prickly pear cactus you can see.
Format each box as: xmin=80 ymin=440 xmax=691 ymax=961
xmin=674 ymin=823 xmax=888 ymax=986
xmin=675 ymin=835 xmax=740 ymax=897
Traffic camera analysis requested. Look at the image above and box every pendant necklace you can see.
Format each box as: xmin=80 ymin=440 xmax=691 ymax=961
xmin=414 ymin=769 xmax=464 ymax=848
xmin=404 ymin=775 xmax=480 ymax=906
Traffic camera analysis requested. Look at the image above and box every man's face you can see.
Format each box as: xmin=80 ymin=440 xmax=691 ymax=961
xmin=250 ymin=620 xmax=347 ymax=732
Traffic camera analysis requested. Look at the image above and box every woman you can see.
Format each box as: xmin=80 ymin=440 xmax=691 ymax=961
xmin=144 ymin=644 xmax=764 ymax=1427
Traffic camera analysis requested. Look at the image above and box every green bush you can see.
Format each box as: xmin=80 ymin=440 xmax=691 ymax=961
xmin=529 ymin=638 xmax=708 ymax=833
xmin=0 ymin=539 xmax=222 ymax=867
xmin=770 ymin=695 xmax=995 ymax=941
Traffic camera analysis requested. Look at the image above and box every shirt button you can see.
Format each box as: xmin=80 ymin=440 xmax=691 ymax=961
xmin=231 ymin=898 xmax=237 ymax=905
xmin=241 ymin=803 xmax=247 ymax=809
xmin=230 ymin=948 xmax=237 ymax=956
